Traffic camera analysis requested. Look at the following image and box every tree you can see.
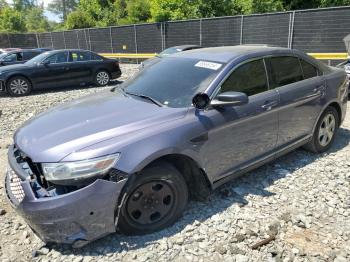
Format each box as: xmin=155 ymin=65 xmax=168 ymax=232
xmin=12 ymin=0 xmax=35 ymax=11
xmin=126 ymin=0 xmax=151 ymax=23
xmin=320 ymin=0 xmax=350 ymax=7
xmin=65 ymin=10 xmax=95 ymax=29
xmin=150 ymin=0 xmax=200 ymax=22
xmin=0 ymin=7 xmax=26 ymax=32
xmin=25 ymin=7 xmax=50 ymax=32
xmin=0 ymin=0 xmax=8 ymax=10
xmin=47 ymin=0 xmax=78 ymax=21
xmin=249 ymin=0 xmax=285 ymax=13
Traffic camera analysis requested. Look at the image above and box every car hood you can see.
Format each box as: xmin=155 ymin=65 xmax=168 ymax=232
xmin=0 ymin=63 xmax=29 ymax=72
xmin=14 ymin=90 xmax=187 ymax=162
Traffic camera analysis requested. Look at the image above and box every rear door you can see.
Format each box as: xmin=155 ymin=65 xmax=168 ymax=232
xmin=267 ymin=56 xmax=324 ymax=148
xmin=67 ymin=51 xmax=94 ymax=85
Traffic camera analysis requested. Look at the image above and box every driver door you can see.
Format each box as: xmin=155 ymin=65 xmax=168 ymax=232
xmin=198 ymin=58 xmax=280 ymax=181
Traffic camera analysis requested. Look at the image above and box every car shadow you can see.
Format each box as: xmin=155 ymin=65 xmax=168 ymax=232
xmin=0 ymin=80 xmax=123 ymax=97
xmin=47 ymin=126 xmax=350 ymax=257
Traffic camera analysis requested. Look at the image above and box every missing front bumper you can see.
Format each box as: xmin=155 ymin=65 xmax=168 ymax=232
xmin=5 ymin=172 xmax=127 ymax=246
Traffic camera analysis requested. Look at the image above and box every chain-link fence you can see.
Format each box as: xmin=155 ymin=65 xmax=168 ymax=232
xmin=1 ymin=6 xmax=350 ymax=54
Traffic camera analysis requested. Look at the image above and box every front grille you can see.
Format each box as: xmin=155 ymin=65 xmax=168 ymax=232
xmin=6 ymin=166 xmax=25 ymax=205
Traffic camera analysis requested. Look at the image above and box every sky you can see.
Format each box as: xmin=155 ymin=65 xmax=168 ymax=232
xmin=6 ymin=0 xmax=61 ymax=22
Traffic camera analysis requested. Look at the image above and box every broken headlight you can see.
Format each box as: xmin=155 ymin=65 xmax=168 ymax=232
xmin=42 ymin=153 xmax=120 ymax=183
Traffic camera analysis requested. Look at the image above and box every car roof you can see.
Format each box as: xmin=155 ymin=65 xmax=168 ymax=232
xmin=172 ymin=45 xmax=293 ymax=63
xmin=171 ymin=45 xmax=201 ymax=50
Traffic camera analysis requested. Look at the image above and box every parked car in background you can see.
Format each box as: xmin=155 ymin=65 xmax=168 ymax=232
xmin=5 ymin=46 xmax=348 ymax=247
xmin=0 ymin=49 xmax=43 ymax=67
xmin=140 ymin=45 xmax=202 ymax=69
xmin=34 ymin=48 xmax=53 ymax=52
xmin=0 ymin=48 xmax=21 ymax=54
xmin=0 ymin=49 xmax=121 ymax=96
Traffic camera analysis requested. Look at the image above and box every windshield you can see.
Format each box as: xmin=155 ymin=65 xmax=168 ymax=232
xmin=25 ymin=51 xmax=51 ymax=65
xmin=122 ymin=57 xmax=223 ymax=108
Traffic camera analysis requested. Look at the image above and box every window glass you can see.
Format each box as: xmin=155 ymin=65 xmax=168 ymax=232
xmin=300 ymin=59 xmax=319 ymax=79
xmin=270 ymin=56 xmax=303 ymax=87
xmin=44 ymin=52 xmax=68 ymax=64
xmin=3 ymin=53 xmax=21 ymax=62
xmin=69 ymin=51 xmax=91 ymax=62
xmin=23 ymin=51 xmax=39 ymax=60
xmin=91 ymin=53 xmax=103 ymax=61
xmin=220 ymin=59 xmax=268 ymax=96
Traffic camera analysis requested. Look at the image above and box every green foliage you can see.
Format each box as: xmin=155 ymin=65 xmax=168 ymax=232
xmin=0 ymin=7 xmax=26 ymax=32
xmin=126 ymin=0 xmax=151 ymax=23
xmin=25 ymin=7 xmax=50 ymax=32
xmin=12 ymin=0 xmax=35 ymax=11
xmin=320 ymin=0 xmax=350 ymax=6
xmin=65 ymin=10 xmax=95 ymax=29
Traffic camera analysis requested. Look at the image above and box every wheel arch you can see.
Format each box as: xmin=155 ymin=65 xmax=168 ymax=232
xmin=122 ymin=152 xmax=212 ymax=202
xmin=312 ymin=100 xmax=342 ymax=133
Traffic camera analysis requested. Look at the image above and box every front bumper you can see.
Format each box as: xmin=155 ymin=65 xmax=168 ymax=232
xmin=4 ymin=146 xmax=127 ymax=246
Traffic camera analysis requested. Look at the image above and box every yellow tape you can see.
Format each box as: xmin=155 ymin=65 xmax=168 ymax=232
xmin=99 ymin=52 xmax=349 ymax=60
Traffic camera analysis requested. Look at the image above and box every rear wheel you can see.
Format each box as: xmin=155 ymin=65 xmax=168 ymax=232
xmin=118 ymin=161 xmax=188 ymax=235
xmin=95 ymin=70 xmax=110 ymax=86
xmin=7 ymin=76 xmax=32 ymax=96
xmin=303 ymin=106 xmax=339 ymax=153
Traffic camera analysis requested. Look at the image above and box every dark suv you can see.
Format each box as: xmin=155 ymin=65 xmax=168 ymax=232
xmin=5 ymin=46 xmax=348 ymax=247
xmin=0 ymin=49 xmax=42 ymax=67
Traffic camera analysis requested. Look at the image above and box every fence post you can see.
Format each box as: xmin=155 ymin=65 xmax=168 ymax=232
xmin=134 ymin=24 xmax=139 ymax=64
xmin=289 ymin=11 xmax=296 ymax=49
xmin=199 ymin=19 xmax=202 ymax=46
xmin=35 ymin=33 xmax=40 ymax=48
xmin=84 ymin=29 xmax=89 ymax=50
xmin=87 ymin=28 xmax=92 ymax=51
xmin=109 ymin=27 xmax=114 ymax=53
xmin=7 ymin=33 xmax=11 ymax=48
xmin=50 ymin=32 xmax=53 ymax=49
xmin=240 ymin=15 xmax=244 ymax=45
xmin=75 ymin=30 xmax=80 ymax=49
xmin=63 ymin=31 xmax=67 ymax=49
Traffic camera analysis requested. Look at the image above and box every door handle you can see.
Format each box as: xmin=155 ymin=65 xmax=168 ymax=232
xmin=313 ymin=85 xmax=325 ymax=93
xmin=261 ymin=101 xmax=278 ymax=111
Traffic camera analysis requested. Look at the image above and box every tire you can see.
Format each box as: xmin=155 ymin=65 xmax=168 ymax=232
xmin=7 ymin=76 xmax=32 ymax=97
xmin=118 ymin=161 xmax=188 ymax=235
xmin=303 ymin=106 xmax=339 ymax=153
xmin=95 ymin=70 xmax=110 ymax=86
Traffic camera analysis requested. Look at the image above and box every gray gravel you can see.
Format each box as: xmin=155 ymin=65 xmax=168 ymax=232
xmin=0 ymin=64 xmax=350 ymax=261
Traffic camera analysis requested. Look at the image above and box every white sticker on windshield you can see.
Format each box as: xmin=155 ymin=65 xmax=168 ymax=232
xmin=195 ymin=61 xmax=222 ymax=71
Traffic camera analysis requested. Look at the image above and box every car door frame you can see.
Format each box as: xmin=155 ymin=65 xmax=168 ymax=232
xmin=197 ymin=55 xmax=281 ymax=186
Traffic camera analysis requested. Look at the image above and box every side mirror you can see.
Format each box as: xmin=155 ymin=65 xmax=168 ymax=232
xmin=211 ymin=91 xmax=248 ymax=107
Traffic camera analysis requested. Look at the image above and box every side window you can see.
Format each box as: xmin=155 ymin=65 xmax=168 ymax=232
xmin=91 ymin=52 xmax=103 ymax=61
xmin=3 ymin=53 xmax=17 ymax=62
xmin=269 ymin=56 xmax=303 ymax=87
xmin=44 ymin=52 xmax=68 ymax=64
xmin=221 ymin=59 xmax=268 ymax=96
xmin=69 ymin=51 xmax=92 ymax=62
xmin=300 ymin=59 xmax=319 ymax=79
xmin=23 ymin=51 xmax=39 ymax=60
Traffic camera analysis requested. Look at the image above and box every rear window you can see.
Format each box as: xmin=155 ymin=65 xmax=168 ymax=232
xmin=269 ymin=56 xmax=303 ymax=88
xmin=300 ymin=59 xmax=319 ymax=79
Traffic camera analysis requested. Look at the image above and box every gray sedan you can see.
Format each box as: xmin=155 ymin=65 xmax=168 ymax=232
xmin=5 ymin=46 xmax=348 ymax=247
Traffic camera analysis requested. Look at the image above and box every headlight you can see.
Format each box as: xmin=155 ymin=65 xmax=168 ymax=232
xmin=42 ymin=153 xmax=120 ymax=182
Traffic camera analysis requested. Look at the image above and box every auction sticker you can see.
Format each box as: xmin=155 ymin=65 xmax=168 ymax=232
xmin=195 ymin=61 xmax=222 ymax=71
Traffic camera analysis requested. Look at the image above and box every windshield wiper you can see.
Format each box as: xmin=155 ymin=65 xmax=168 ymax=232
xmin=124 ymin=90 xmax=163 ymax=107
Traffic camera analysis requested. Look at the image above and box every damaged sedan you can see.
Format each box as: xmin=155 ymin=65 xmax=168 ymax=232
xmin=5 ymin=46 xmax=348 ymax=247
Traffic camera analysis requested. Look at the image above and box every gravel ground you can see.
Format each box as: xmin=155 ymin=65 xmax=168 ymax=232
xmin=0 ymin=64 xmax=349 ymax=262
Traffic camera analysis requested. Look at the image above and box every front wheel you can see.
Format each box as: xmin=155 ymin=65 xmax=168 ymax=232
xmin=95 ymin=70 xmax=110 ymax=86
xmin=7 ymin=76 xmax=32 ymax=96
xmin=118 ymin=161 xmax=188 ymax=235
xmin=303 ymin=106 xmax=339 ymax=153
